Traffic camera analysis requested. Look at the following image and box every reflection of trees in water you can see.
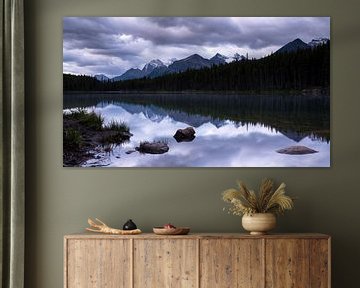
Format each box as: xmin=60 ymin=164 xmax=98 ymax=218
xmin=64 ymin=93 xmax=330 ymax=142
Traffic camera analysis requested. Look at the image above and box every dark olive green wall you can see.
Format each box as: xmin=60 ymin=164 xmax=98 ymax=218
xmin=24 ymin=0 xmax=360 ymax=287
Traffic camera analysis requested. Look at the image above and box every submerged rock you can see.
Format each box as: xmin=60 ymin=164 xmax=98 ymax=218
xmin=173 ymin=127 xmax=196 ymax=142
xmin=276 ymin=145 xmax=319 ymax=155
xmin=136 ymin=141 xmax=169 ymax=154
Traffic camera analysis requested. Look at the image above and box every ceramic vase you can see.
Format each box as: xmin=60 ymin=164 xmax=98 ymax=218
xmin=242 ymin=213 xmax=276 ymax=235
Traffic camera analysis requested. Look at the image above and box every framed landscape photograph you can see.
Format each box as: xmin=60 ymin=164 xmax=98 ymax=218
xmin=63 ymin=17 xmax=330 ymax=167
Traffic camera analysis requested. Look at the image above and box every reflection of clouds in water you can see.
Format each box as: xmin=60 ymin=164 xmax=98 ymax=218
xmin=197 ymin=121 xmax=279 ymax=138
xmin=82 ymin=104 xmax=330 ymax=167
xmin=91 ymin=105 xmax=187 ymax=143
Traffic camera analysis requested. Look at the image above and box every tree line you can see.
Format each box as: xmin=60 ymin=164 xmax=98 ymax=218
xmin=64 ymin=42 xmax=330 ymax=92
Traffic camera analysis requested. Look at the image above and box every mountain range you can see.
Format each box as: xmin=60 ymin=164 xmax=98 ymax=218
xmin=95 ymin=53 xmax=238 ymax=82
xmin=275 ymin=37 xmax=329 ymax=54
xmin=94 ymin=37 xmax=329 ymax=82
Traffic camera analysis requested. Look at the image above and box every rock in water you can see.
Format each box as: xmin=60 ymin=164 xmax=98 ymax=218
xmin=173 ymin=127 xmax=196 ymax=142
xmin=276 ymin=146 xmax=319 ymax=155
xmin=136 ymin=141 xmax=169 ymax=154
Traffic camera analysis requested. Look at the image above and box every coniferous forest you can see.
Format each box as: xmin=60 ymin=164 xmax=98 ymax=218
xmin=63 ymin=43 xmax=330 ymax=92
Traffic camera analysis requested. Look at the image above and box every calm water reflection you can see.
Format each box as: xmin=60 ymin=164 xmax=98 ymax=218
xmin=63 ymin=93 xmax=330 ymax=167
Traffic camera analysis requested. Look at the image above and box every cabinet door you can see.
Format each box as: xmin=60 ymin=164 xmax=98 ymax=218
xmin=134 ymin=239 xmax=198 ymax=288
xmin=66 ymin=239 xmax=131 ymax=288
xmin=266 ymin=239 xmax=309 ymax=287
xmin=309 ymin=239 xmax=330 ymax=288
xmin=200 ymin=239 xmax=264 ymax=288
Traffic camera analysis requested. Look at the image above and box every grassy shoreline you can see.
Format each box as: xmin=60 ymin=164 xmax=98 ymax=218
xmin=63 ymin=110 xmax=131 ymax=166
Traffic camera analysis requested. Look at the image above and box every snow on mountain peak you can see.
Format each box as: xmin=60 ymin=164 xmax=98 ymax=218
xmin=149 ymin=59 xmax=165 ymax=67
xmin=141 ymin=59 xmax=166 ymax=75
xmin=143 ymin=59 xmax=165 ymax=70
xmin=308 ymin=38 xmax=330 ymax=47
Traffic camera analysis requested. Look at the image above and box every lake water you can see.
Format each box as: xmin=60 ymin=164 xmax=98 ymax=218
xmin=63 ymin=93 xmax=330 ymax=167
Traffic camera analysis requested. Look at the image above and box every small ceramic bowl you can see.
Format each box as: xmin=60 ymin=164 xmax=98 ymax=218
xmin=153 ymin=227 xmax=190 ymax=235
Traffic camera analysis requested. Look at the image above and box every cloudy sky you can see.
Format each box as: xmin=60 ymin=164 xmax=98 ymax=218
xmin=63 ymin=17 xmax=330 ymax=78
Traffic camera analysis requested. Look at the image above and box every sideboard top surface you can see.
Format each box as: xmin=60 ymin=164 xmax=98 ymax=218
xmin=64 ymin=232 xmax=330 ymax=240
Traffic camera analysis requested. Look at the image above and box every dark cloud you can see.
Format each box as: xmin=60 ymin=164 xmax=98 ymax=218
xmin=144 ymin=17 xmax=241 ymax=46
xmin=63 ymin=17 xmax=330 ymax=77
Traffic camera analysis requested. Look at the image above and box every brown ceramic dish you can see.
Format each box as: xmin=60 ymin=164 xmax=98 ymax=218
xmin=153 ymin=227 xmax=190 ymax=235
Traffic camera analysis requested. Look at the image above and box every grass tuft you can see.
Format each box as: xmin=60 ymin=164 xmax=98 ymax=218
xmin=63 ymin=128 xmax=83 ymax=150
xmin=64 ymin=109 xmax=131 ymax=148
xmin=103 ymin=120 xmax=129 ymax=133
xmin=65 ymin=109 xmax=104 ymax=131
